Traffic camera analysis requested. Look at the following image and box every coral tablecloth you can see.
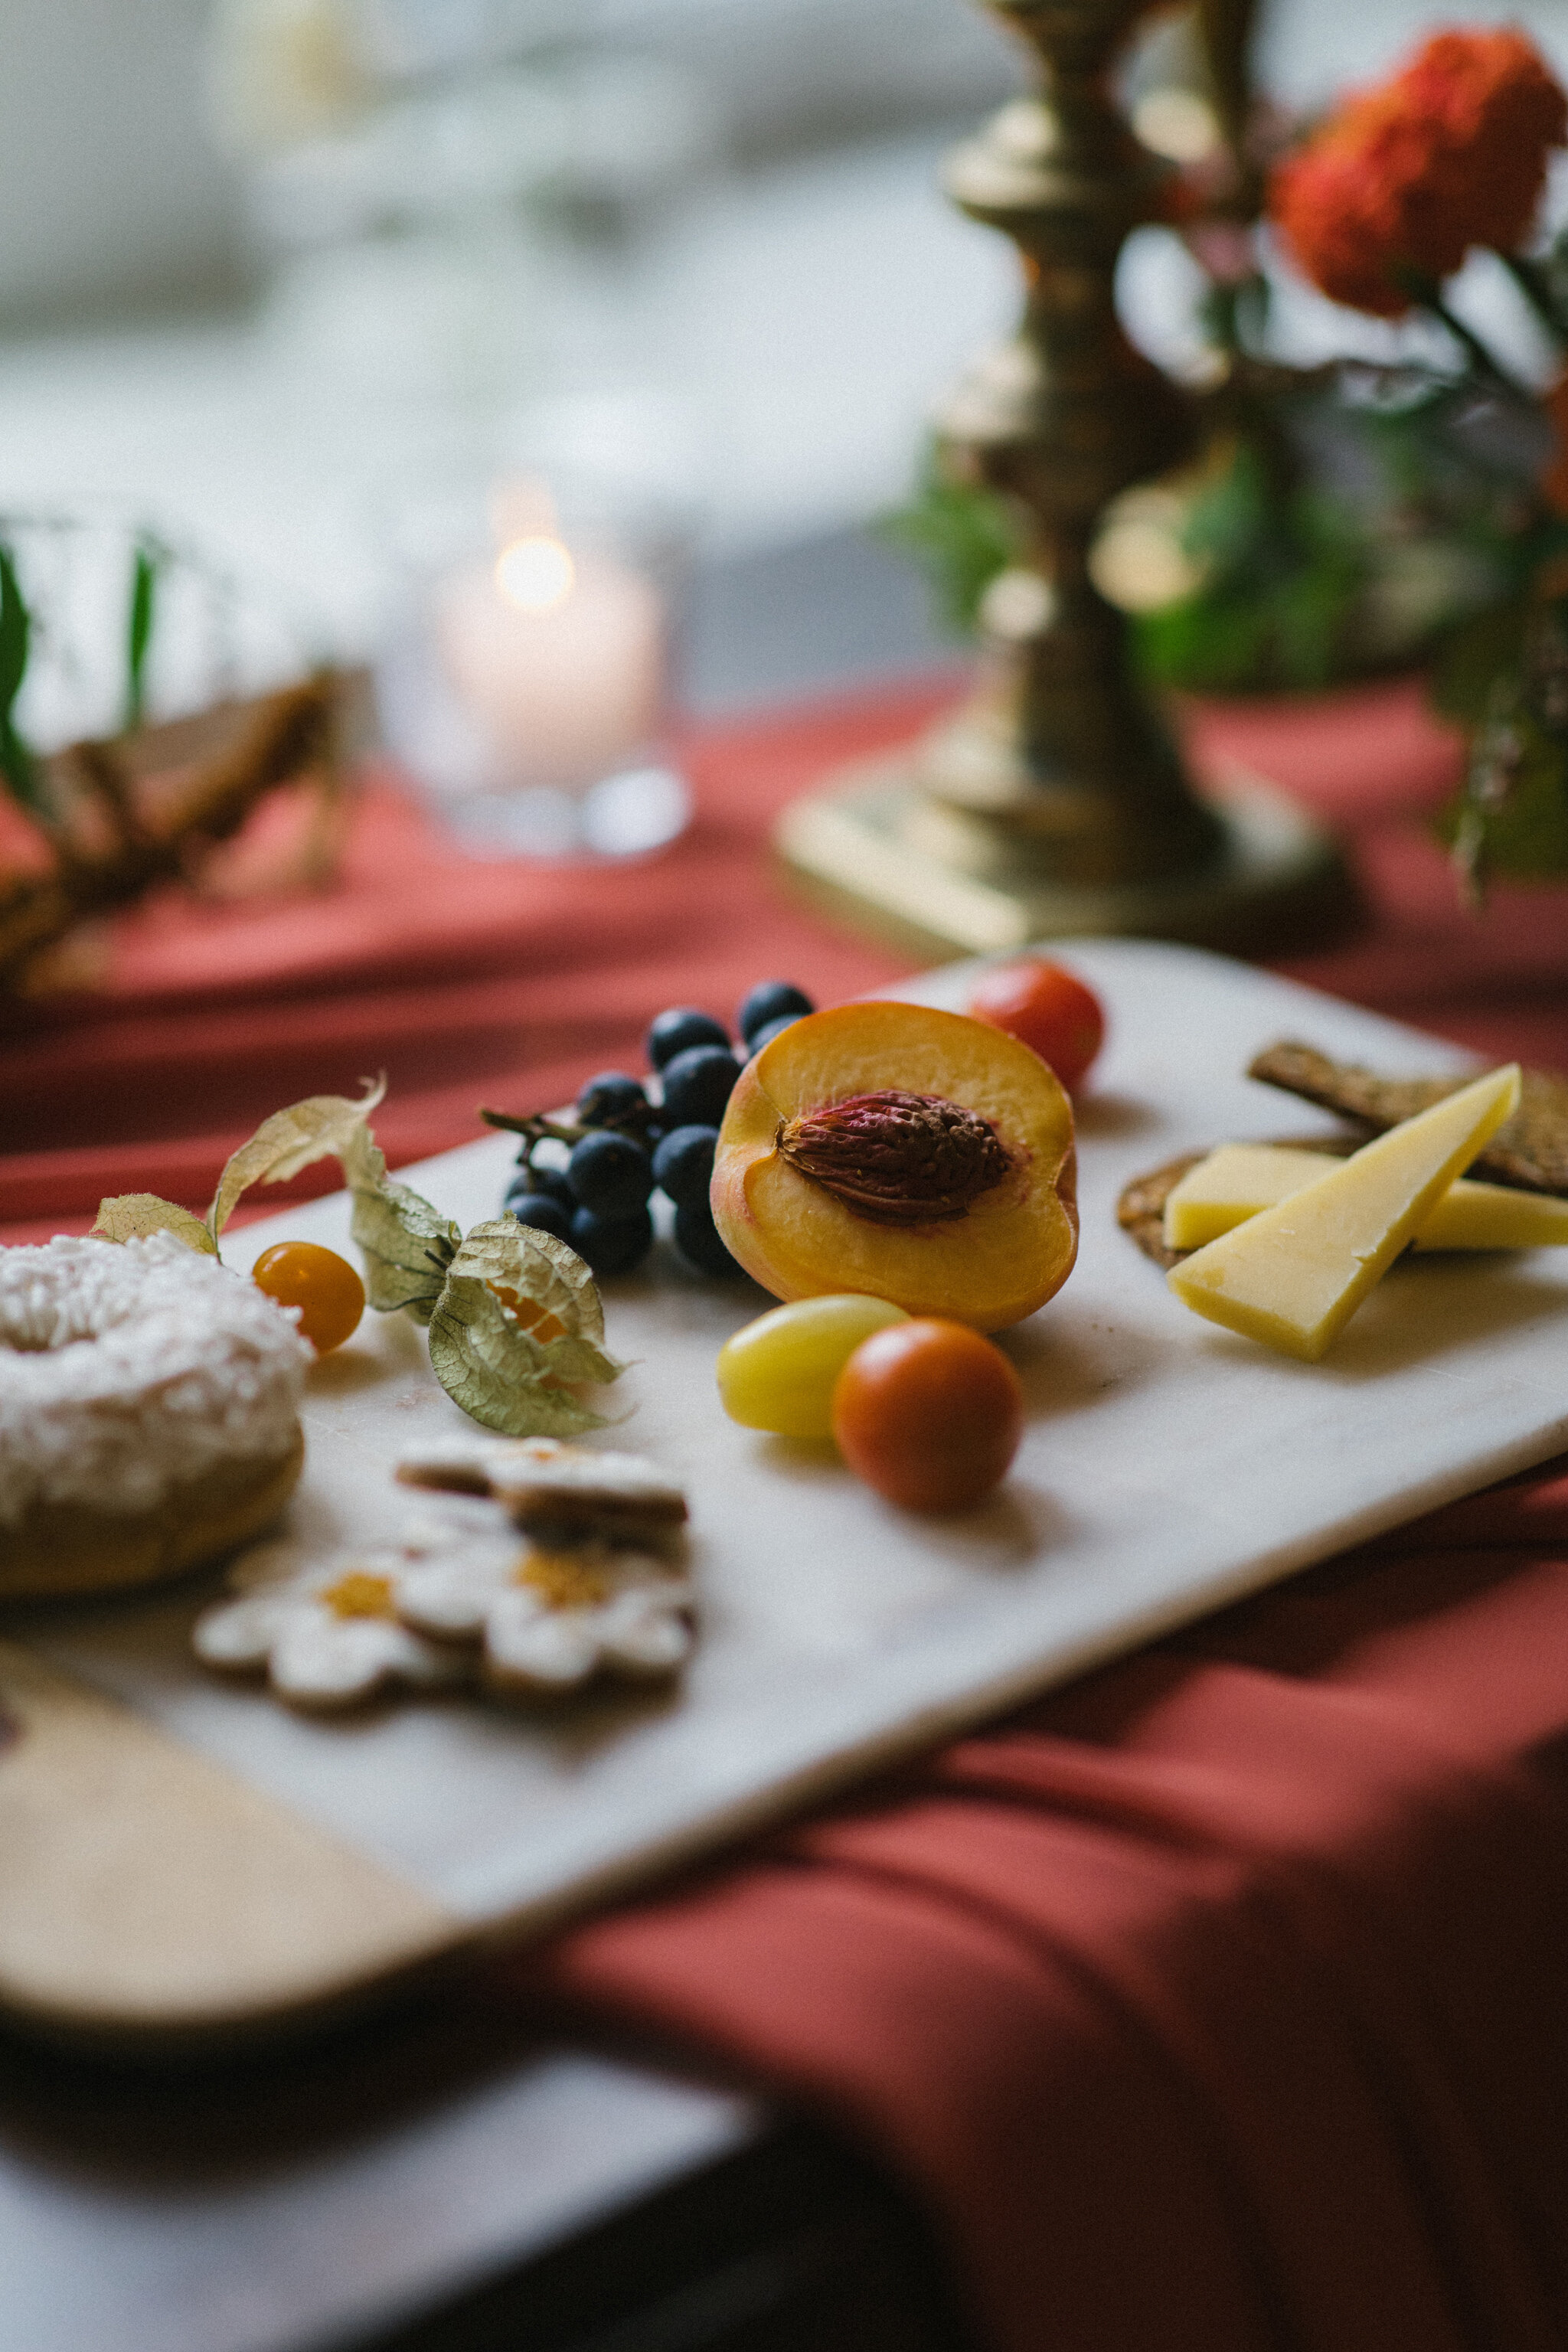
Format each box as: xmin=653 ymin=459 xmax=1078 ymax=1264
xmin=8 ymin=674 xmax=1568 ymax=2352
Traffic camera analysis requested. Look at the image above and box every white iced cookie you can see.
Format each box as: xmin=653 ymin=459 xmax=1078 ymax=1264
xmin=194 ymin=1494 xmax=699 ymax=1710
xmin=395 ymin=1436 xmax=688 ymax=1547
xmin=395 ymin=1508 xmax=697 ymax=1696
xmin=193 ymin=1537 xmax=469 ymax=1713
xmin=0 ymin=1233 xmax=310 ymax=1600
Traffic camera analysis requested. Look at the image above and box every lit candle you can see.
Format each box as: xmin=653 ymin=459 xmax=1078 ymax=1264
xmin=433 ymin=494 xmax=665 ymax=792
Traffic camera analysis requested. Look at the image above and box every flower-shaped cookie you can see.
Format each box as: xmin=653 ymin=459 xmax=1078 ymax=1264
xmin=396 ymin=1526 xmax=697 ymax=1695
xmin=193 ymin=1537 xmax=471 ymax=1712
xmin=195 ymin=1485 xmax=697 ymax=1709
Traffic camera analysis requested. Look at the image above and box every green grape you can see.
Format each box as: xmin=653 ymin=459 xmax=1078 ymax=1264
xmin=716 ymin=1294 xmax=909 ymax=1439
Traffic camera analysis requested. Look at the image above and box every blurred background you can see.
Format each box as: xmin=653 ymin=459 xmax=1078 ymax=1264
xmin=0 ymin=0 xmax=1564 ymax=714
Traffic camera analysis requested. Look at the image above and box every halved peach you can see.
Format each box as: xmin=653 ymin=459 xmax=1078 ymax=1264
xmin=710 ymin=1001 xmax=1077 ymax=1331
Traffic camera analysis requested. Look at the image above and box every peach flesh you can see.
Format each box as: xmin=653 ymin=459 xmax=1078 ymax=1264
xmin=710 ymin=1001 xmax=1078 ymax=1331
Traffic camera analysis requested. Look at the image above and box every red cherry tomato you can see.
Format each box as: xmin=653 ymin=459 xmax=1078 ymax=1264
xmin=965 ymin=957 xmax=1105 ymax=1091
xmin=253 ymin=1241 xmax=365 ymax=1354
xmin=831 ymin=1318 xmax=1024 ymax=1514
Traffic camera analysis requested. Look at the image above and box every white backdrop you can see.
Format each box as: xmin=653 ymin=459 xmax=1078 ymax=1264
xmin=2 ymin=0 xmax=1565 ymax=328
xmin=0 ymin=0 xmax=242 ymax=319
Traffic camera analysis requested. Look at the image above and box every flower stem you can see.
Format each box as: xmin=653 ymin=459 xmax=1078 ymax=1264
xmin=1424 ymin=291 xmax=1532 ymax=396
xmin=1498 ymin=253 xmax=1567 ymax=354
xmin=1394 ymin=267 xmax=1533 ymax=394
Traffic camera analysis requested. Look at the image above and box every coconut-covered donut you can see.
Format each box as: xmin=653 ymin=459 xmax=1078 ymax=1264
xmin=0 ymin=1233 xmax=311 ymax=1601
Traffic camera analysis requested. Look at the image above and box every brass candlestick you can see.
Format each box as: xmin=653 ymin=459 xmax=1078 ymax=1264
xmin=778 ymin=0 xmax=1351 ymax=960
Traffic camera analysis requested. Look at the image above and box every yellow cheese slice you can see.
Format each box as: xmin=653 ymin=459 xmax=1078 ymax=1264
xmin=1166 ymin=1063 xmax=1522 ymax=1361
xmin=1165 ymin=1142 xmax=1568 ymax=1254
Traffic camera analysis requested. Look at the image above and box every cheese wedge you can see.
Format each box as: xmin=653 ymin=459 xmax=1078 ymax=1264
xmin=1166 ymin=1063 xmax=1522 ymax=1361
xmin=1165 ymin=1142 xmax=1568 ymax=1254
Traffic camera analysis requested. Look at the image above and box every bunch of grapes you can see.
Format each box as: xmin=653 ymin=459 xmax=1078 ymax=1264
xmin=498 ymin=981 xmax=815 ymax=1277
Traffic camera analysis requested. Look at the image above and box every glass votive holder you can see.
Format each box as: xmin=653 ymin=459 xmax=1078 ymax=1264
xmin=0 ymin=508 xmax=343 ymax=939
xmin=375 ymin=470 xmax=692 ymax=860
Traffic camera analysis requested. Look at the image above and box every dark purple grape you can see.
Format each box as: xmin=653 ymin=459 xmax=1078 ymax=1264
xmin=646 ymin=1007 xmax=731 ymax=1070
xmin=745 ymin=1013 xmax=804 ymax=1057
xmin=651 ymin=1123 xmax=719 ymax=1208
xmin=505 ymin=1189 xmax=573 ymax=1242
xmin=737 ymin=980 xmax=814 ymax=1044
xmin=569 ymin=1204 xmax=654 ymax=1275
xmin=658 ymin=1044 xmax=742 ymax=1128
xmin=673 ymin=1199 xmax=742 ymax=1276
xmin=567 ymin=1131 xmax=655 ymax=1218
xmin=576 ymin=1071 xmax=650 ymax=1130
xmin=520 ymin=1161 xmax=575 ymax=1208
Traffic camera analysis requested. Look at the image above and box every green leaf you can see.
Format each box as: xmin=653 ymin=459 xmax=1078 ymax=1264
xmin=1437 ymin=714 xmax=1568 ymax=883
xmin=90 ymin=1194 xmax=220 ymax=1253
xmin=207 ymin=1076 xmax=387 ymax=1240
xmin=125 ymin=541 xmax=161 ymax=731
xmin=878 ymin=443 xmax=1021 ymax=637
xmin=0 ymin=544 xmax=41 ymax=812
xmin=1430 ymin=600 xmax=1530 ymax=725
xmin=1131 ymin=448 xmax=1377 ymax=694
xmin=0 ymin=546 xmax=28 ymax=710
xmin=424 ymin=1220 xmax=626 ymax=1436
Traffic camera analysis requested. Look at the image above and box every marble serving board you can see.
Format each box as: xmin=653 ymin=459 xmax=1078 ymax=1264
xmin=8 ymin=938 xmax=1568 ymax=2047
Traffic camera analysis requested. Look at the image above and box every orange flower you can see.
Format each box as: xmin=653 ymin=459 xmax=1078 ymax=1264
xmin=1270 ymin=29 xmax=1566 ymax=318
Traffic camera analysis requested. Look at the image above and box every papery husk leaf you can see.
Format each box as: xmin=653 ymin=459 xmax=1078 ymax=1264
xmin=90 ymin=1194 xmax=220 ymax=1254
xmin=207 ymin=1076 xmax=387 ymax=1240
xmin=534 ymin=1331 xmax=626 ymax=1387
xmin=425 ymin=1222 xmax=625 ymax=1434
xmin=349 ymin=1181 xmax=460 ymax=1324
xmin=452 ymin=1218 xmax=609 ymax=1348
xmin=340 ymin=1116 xmax=461 ymax=1323
xmin=341 ymin=1116 xmax=388 ymax=1197
xmin=427 ymin=1272 xmax=613 ymax=1437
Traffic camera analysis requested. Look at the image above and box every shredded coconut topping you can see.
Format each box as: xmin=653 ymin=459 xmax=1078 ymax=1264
xmin=0 ymin=1234 xmax=311 ymax=1527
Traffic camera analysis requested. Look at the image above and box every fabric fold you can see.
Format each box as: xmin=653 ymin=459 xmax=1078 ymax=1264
xmin=541 ymin=1520 xmax=1568 ymax=2352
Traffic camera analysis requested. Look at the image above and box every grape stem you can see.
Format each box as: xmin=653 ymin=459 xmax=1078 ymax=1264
xmin=479 ymin=1106 xmax=593 ymax=1149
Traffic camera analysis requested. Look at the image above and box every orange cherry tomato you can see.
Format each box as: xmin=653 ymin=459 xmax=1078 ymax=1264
xmin=252 ymin=1241 xmax=365 ymax=1354
xmin=831 ymin=1318 xmax=1024 ymax=1514
xmin=965 ymin=957 xmax=1105 ymax=1091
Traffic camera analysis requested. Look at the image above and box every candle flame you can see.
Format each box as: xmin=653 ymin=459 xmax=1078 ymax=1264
xmin=495 ymin=534 xmax=576 ymax=616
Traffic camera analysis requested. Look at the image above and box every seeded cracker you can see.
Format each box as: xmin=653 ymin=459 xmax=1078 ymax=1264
xmin=1249 ymin=1041 xmax=1568 ymax=1196
xmin=1118 ymin=1137 xmax=1359 ymax=1269
xmin=396 ymin=1436 xmax=688 ymax=1547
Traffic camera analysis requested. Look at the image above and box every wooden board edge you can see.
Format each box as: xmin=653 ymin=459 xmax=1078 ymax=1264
xmin=0 ymin=1642 xmax=469 ymax=2055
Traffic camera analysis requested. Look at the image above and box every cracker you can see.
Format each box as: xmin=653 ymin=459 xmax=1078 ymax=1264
xmin=396 ymin=1437 xmax=688 ymax=1547
xmin=1117 ymin=1135 xmax=1358 ymax=1269
xmin=1249 ymin=1041 xmax=1568 ymax=1196
xmin=391 ymin=1435 xmax=567 ymax=1498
